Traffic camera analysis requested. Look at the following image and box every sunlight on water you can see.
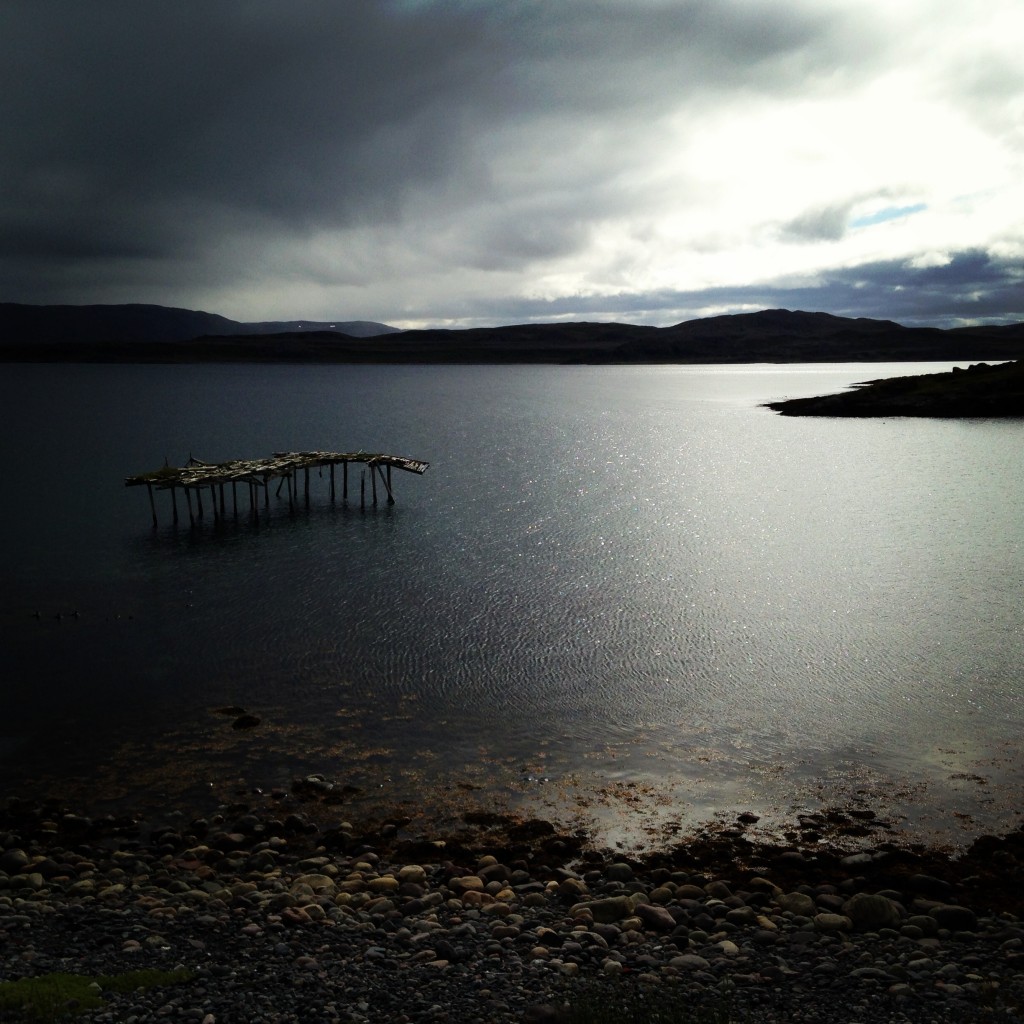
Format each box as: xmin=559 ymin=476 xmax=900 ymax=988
xmin=2 ymin=362 xmax=1022 ymax=847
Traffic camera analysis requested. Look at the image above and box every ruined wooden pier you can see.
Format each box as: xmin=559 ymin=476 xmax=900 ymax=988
xmin=125 ymin=450 xmax=429 ymax=527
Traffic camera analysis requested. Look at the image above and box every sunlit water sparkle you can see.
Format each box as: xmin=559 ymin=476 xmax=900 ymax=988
xmin=2 ymin=362 xmax=1021 ymax=849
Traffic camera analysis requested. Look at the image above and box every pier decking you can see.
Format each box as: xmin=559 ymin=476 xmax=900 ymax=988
xmin=125 ymin=450 xmax=429 ymax=526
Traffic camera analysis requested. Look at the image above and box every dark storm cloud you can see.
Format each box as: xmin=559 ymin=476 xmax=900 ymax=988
xmin=0 ymin=0 xmax=847 ymax=303
xmin=2 ymin=3 xmax=501 ymax=244
xmin=3 ymin=1 xmax=1020 ymax=327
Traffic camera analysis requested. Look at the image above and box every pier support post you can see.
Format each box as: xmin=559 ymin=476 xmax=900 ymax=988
xmin=371 ymin=463 xmax=378 ymax=506
xmin=378 ymin=464 xmax=395 ymax=505
xmin=196 ymin=487 xmax=204 ymax=519
xmin=146 ymin=482 xmax=158 ymax=528
xmin=343 ymin=462 xmax=349 ymax=502
xmin=360 ymin=471 xmax=365 ymax=510
xmin=330 ymin=462 xmax=335 ymax=501
xmin=211 ymin=485 xmax=219 ymax=521
xmin=185 ymin=487 xmax=195 ymax=526
xmin=304 ymin=466 xmax=310 ymax=506
xmin=171 ymin=486 xmax=179 ymax=525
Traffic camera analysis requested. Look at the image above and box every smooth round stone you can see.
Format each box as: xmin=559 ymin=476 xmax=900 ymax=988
xmin=814 ymin=913 xmax=852 ymax=933
xmin=907 ymin=914 xmax=939 ymax=936
xmin=450 ymin=875 xmax=485 ymax=894
xmin=573 ymin=895 xmax=633 ymax=923
xmin=842 ymin=892 xmax=903 ymax=930
xmin=669 ymin=953 xmax=711 ymax=971
xmin=776 ymin=892 xmax=816 ymax=916
xmin=725 ymin=906 xmax=758 ymax=926
xmin=398 ymin=865 xmax=427 ymax=885
xmin=293 ymin=873 xmax=336 ymax=894
xmin=605 ymin=863 xmax=634 ymax=882
xmin=635 ymin=903 xmax=675 ymax=931
xmin=557 ymin=878 xmax=587 ymax=899
xmin=0 ymin=850 xmax=30 ymax=873
xmin=675 ymin=884 xmax=706 ymax=900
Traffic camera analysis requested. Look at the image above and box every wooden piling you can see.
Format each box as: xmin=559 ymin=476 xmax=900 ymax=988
xmin=304 ymin=466 xmax=310 ymax=505
xmin=330 ymin=462 xmax=335 ymax=501
xmin=171 ymin=486 xmax=179 ymax=525
xmin=343 ymin=462 xmax=349 ymax=501
xmin=146 ymin=482 xmax=158 ymax=527
xmin=197 ymin=487 xmax=204 ymax=518
xmin=378 ymin=464 xmax=395 ymax=505
xmin=360 ymin=471 xmax=365 ymax=509
xmin=371 ymin=463 xmax=378 ymax=506
xmin=185 ymin=487 xmax=195 ymax=525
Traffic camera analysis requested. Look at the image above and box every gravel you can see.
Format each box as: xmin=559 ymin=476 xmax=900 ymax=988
xmin=2 ymin=798 xmax=1023 ymax=1023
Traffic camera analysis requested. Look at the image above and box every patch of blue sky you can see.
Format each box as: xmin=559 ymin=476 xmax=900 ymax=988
xmin=850 ymin=203 xmax=927 ymax=229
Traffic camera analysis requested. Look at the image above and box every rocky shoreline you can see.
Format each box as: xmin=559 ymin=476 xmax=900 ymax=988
xmin=2 ymin=791 xmax=1023 ymax=1024
xmin=765 ymin=359 xmax=1024 ymax=417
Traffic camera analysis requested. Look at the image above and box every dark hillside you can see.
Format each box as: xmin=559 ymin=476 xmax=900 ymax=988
xmin=2 ymin=304 xmax=1022 ymax=364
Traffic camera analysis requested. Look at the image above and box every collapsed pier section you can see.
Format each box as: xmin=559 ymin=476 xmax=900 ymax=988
xmin=125 ymin=450 xmax=429 ymax=527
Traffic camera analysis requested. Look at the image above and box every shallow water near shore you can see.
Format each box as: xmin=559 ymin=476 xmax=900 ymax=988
xmin=2 ymin=361 xmax=1022 ymax=850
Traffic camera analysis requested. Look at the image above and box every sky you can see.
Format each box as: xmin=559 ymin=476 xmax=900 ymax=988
xmin=2 ymin=0 xmax=1023 ymax=330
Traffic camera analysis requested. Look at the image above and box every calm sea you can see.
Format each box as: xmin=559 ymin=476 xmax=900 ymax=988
xmin=2 ymin=362 xmax=1021 ymax=848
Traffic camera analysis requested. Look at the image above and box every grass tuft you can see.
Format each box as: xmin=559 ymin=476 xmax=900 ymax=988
xmin=0 ymin=968 xmax=192 ymax=1022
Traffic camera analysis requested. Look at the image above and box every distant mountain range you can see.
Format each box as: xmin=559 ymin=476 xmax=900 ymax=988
xmin=2 ymin=302 xmax=1023 ymax=364
xmin=0 ymin=302 xmax=398 ymax=344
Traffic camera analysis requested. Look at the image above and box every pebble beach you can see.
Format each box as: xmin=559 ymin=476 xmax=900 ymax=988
xmin=2 ymin=791 xmax=1024 ymax=1024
